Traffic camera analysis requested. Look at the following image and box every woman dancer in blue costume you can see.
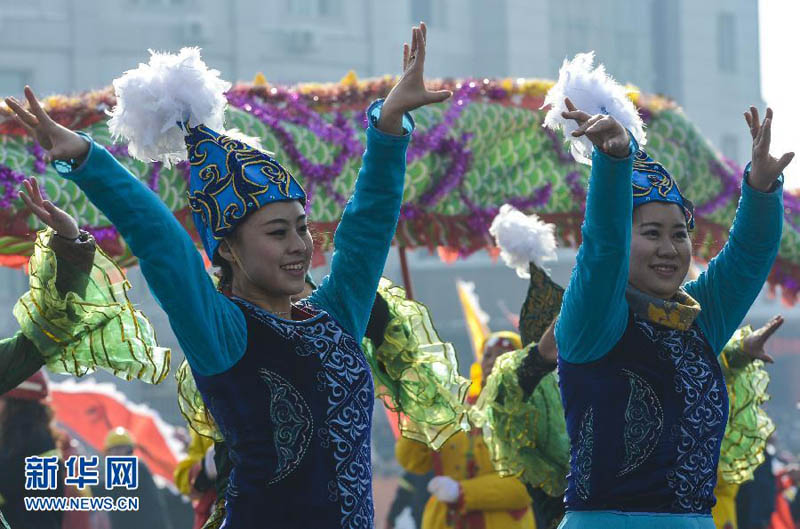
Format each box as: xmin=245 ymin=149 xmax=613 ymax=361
xmin=540 ymin=54 xmax=793 ymax=529
xmin=5 ymin=22 xmax=451 ymax=528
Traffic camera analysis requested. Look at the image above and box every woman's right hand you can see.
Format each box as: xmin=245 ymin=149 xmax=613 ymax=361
xmin=19 ymin=177 xmax=80 ymax=239
xmin=379 ymin=22 xmax=452 ymax=135
xmin=5 ymin=86 xmax=89 ymax=163
xmin=561 ymin=97 xmax=630 ymax=158
xmin=741 ymin=315 xmax=784 ymax=364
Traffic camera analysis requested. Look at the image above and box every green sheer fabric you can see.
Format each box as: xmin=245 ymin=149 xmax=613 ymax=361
xmin=13 ymin=229 xmax=170 ymax=384
xmin=471 ymin=346 xmax=569 ymax=497
xmin=718 ymin=325 xmax=775 ymax=484
xmin=363 ymin=278 xmax=470 ymax=450
xmin=176 ymin=358 xmax=223 ymax=442
xmin=201 ymin=497 xmax=226 ymax=529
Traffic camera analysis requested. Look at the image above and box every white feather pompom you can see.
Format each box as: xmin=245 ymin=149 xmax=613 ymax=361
xmin=107 ymin=47 xmax=231 ymax=166
xmin=542 ymin=51 xmax=645 ymax=165
xmin=489 ymin=205 xmax=557 ymax=278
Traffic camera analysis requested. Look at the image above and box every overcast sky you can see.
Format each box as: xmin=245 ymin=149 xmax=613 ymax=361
xmin=759 ymin=0 xmax=799 ymax=189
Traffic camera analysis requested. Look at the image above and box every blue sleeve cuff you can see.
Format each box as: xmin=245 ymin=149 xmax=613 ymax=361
xmin=368 ymin=99 xmax=415 ymax=142
xmin=742 ymin=162 xmax=785 ymax=196
xmin=52 ymin=132 xmax=94 ymax=178
xmin=591 ymin=138 xmax=635 ymax=164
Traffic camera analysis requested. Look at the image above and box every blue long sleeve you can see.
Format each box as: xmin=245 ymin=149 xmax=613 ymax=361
xmin=555 ymin=144 xmax=634 ymax=364
xmin=60 ymin=140 xmax=246 ymax=376
xmin=685 ymin=169 xmax=784 ymax=354
xmin=308 ymin=101 xmax=414 ymax=341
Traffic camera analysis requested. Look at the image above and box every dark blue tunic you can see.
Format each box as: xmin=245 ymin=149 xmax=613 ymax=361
xmin=193 ymin=298 xmax=375 ymax=528
xmin=558 ymin=311 xmax=729 ymax=515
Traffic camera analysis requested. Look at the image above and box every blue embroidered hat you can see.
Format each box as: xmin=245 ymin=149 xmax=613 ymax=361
xmin=184 ymin=124 xmax=306 ymax=259
xmin=631 ymin=149 xmax=694 ymax=230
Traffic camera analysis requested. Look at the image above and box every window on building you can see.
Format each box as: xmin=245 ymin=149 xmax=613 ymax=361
xmin=0 ymin=70 xmax=28 ymax=97
xmin=410 ymin=0 xmax=433 ymax=24
xmin=126 ymin=0 xmax=191 ymax=7
xmin=288 ymin=0 xmax=313 ymax=16
xmin=0 ymin=0 xmax=41 ymax=9
xmin=721 ymin=134 xmax=740 ymax=162
xmin=317 ymin=0 xmax=340 ymax=17
xmin=287 ymin=0 xmax=340 ymax=17
xmin=717 ymin=12 xmax=737 ymax=73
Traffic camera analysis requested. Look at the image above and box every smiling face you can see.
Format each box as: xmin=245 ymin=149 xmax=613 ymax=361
xmin=218 ymin=200 xmax=313 ymax=301
xmin=628 ymin=202 xmax=692 ymax=299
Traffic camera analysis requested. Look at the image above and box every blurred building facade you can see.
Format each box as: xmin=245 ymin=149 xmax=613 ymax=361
xmin=0 ymin=0 xmax=762 ymax=162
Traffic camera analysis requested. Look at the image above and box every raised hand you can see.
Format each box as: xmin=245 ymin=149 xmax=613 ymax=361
xmin=742 ymin=315 xmax=784 ymax=364
xmin=744 ymin=106 xmax=794 ymax=192
xmin=18 ymin=177 xmax=80 ymax=239
xmin=561 ymin=97 xmax=630 ymax=158
xmin=379 ymin=22 xmax=452 ymax=134
xmin=5 ymin=86 xmax=89 ymax=163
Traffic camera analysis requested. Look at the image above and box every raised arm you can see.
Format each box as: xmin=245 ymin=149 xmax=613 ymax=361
xmin=554 ymin=99 xmax=634 ymax=363
xmin=685 ymin=107 xmax=791 ymax=353
xmin=19 ymin=177 xmax=96 ymax=297
xmin=1 ymin=179 xmax=98 ymax=394
xmin=309 ymin=22 xmax=451 ymax=340
xmin=308 ymin=104 xmax=412 ymax=340
xmin=6 ymin=89 xmax=245 ymax=376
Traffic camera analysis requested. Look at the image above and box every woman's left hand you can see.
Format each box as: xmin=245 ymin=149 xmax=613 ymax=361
xmin=19 ymin=177 xmax=80 ymax=239
xmin=378 ymin=22 xmax=452 ymax=134
xmin=742 ymin=314 xmax=784 ymax=364
xmin=744 ymin=106 xmax=794 ymax=192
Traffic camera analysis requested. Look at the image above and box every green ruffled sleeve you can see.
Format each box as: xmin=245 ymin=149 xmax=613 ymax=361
xmin=470 ymin=347 xmax=570 ymax=496
xmin=13 ymin=228 xmax=170 ymax=384
xmin=176 ymin=358 xmax=223 ymax=442
xmin=363 ymin=278 xmax=470 ymax=450
xmin=718 ymin=325 xmax=775 ymax=484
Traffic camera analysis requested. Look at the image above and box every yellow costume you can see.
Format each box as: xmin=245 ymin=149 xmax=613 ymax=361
xmin=709 ymin=326 xmax=775 ymax=529
xmin=396 ymin=430 xmax=535 ymax=529
xmin=711 ymin=472 xmax=739 ymax=529
xmin=174 ymin=428 xmax=215 ymax=496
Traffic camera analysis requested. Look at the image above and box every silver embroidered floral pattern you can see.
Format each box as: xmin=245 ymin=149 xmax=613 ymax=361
xmin=259 ymin=369 xmax=314 ymax=485
xmin=636 ymin=318 xmax=728 ymax=512
xmin=575 ymin=406 xmax=594 ymax=501
xmin=618 ymin=369 xmax=664 ymax=477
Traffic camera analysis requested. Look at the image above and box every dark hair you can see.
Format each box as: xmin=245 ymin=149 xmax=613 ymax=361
xmin=212 ymin=230 xmax=240 ymax=294
xmin=0 ymin=398 xmax=56 ymax=454
xmin=365 ymin=293 xmax=391 ymax=348
xmin=213 ymin=248 xmax=234 ymax=293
